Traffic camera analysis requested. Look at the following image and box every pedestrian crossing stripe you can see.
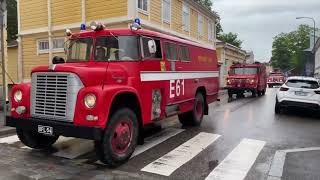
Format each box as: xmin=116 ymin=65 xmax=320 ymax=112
xmin=141 ymin=132 xmax=221 ymax=176
xmin=0 ymin=130 xmax=266 ymax=180
xmin=205 ymin=138 xmax=266 ymax=180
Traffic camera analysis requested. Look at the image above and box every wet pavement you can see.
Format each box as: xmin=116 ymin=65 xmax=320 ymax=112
xmin=0 ymin=88 xmax=319 ymax=179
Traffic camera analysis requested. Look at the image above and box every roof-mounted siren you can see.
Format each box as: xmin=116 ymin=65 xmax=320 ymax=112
xmin=130 ymin=18 xmax=142 ymax=31
xmin=90 ymin=21 xmax=105 ymax=31
xmin=65 ymin=29 xmax=72 ymax=37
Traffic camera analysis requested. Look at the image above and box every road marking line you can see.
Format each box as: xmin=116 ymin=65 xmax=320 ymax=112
xmin=268 ymin=147 xmax=320 ymax=179
xmin=205 ymin=138 xmax=266 ymax=180
xmin=0 ymin=135 xmax=20 ymax=144
xmin=132 ymin=128 xmax=184 ymax=158
xmin=141 ymin=132 xmax=221 ymax=176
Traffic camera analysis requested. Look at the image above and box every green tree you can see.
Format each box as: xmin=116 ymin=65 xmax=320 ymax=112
xmin=7 ymin=0 xmax=17 ymax=42
xmin=194 ymin=0 xmax=213 ymax=10
xmin=218 ymin=32 xmax=243 ymax=48
xmin=271 ymin=25 xmax=314 ymax=73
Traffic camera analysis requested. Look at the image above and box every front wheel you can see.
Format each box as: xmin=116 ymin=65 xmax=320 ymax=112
xmin=179 ymin=93 xmax=205 ymax=127
xmin=95 ymin=108 xmax=139 ymax=167
xmin=16 ymin=129 xmax=59 ymax=149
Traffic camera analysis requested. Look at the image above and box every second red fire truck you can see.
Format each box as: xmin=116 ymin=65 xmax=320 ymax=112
xmin=6 ymin=20 xmax=219 ymax=167
xmin=226 ymin=63 xmax=267 ymax=98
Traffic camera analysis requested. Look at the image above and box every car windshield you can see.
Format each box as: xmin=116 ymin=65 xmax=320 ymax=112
xmin=66 ymin=38 xmax=93 ymax=62
xmin=95 ymin=36 xmax=139 ymax=61
xmin=231 ymin=67 xmax=258 ymax=75
xmin=286 ymin=79 xmax=319 ymax=89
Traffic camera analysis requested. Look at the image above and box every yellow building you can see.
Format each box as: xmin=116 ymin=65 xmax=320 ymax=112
xmin=15 ymin=0 xmax=219 ymax=82
xmin=216 ymin=40 xmax=247 ymax=87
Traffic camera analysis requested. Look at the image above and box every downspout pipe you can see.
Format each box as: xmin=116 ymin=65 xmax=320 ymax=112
xmin=47 ymin=0 xmax=53 ymax=64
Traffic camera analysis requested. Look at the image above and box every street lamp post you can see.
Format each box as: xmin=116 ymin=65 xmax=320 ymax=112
xmin=296 ymin=17 xmax=316 ymax=48
xmin=0 ymin=0 xmax=6 ymax=119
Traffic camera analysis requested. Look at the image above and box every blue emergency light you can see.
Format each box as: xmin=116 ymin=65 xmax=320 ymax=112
xmin=130 ymin=18 xmax=142 ymax=31
xmin=80 ymin=23 xmax=86 ymax=31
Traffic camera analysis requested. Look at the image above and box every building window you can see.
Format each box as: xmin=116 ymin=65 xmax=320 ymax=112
xmin=138 ymin=0 xmax=148 ymax=12
xmin=198 ymin=14 xmax=204 ymax=37
xmin=37 ymin=38 xmax=65 ymax=54
xmin=208 ymin=20 xmax=214 ymax=41
xmin=182 ymin=3 xmax=190 ymax=32
xmin=162 ymin=0 xmax=171 ymax=23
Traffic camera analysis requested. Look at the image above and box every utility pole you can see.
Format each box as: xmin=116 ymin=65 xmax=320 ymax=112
xmin=0 ymin=0 xmax=6 ymax=119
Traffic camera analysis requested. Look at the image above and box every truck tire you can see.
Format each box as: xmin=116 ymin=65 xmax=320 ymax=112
xmin=268 ymin=84 xmax=273 ymax=88
xmin=95 ymin=108 xmax=139 ymax=168
xmin=262 ymin=89 xmax=266 ymax=96
xmin=16 ymin=129 xmax=59 ymax=149
xmin=179 ymin=93 xmax=204 ymax=127
xmin=252 ymin=90 xmax=257 ymax=97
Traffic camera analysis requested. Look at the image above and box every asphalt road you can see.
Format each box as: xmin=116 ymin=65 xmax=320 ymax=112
xmin=0 ymin=88 xmax=319 ymax=180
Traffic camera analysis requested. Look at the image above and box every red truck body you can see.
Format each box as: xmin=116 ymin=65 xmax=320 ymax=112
xmin=6 ymin=27 xmax=219 ymax=166
xmin=267 ymin=72 xmax=285 ymax=88
xmin=226 ymin=63 xmax=267 ymax=98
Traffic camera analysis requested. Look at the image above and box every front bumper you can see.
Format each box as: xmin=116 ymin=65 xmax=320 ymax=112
xmin=6 ymin=116 xmax=103 ymax=141
xmin=225 ymin=87 xmax=256 ymax=93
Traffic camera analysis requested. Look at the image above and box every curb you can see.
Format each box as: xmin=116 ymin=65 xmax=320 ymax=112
xmin=0 ymin=127 xmax=15 ymax=136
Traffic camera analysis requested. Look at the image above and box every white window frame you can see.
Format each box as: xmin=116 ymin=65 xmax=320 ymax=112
xmin=37 ymin=37 xmax=65 ymax=55
xmin=208 ymin=20 xmax=214 ymax=41
xmin=162 ymin=0 xmax=171 ymax=24
xmin=137 ymin=0 xmax=149 ymax=15
xmin=198 ymin=14 xmax=204 ymax=37
xmin=182 ymin=3 xmax=190 ymax=32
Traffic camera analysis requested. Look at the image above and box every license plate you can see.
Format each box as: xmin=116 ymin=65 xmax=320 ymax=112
xmin=295 ymin=91 xmax=308 ymax=96
xmin=38 ymin=125 xmax=53 ymax=135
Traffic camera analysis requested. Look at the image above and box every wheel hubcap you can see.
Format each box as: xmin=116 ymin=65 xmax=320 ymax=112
xmin=111 ymin=120 xmax=132 ymax=154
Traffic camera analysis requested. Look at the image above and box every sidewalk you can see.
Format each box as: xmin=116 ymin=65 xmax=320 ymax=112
xmin=0 ymin=112 xmax=15 ymax=136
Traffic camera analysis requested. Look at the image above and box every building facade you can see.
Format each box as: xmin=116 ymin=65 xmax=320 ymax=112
xmin=15 ymin=0 xmax=218 ymax=82
xmin=216 ymin=40 xmax=246 ymax=87
xmin=313 ymin=38 xmax=320 ymax=78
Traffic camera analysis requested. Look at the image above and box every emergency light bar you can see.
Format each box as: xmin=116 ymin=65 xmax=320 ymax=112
xmin=130 ymin=18 xmax=142 ymax=31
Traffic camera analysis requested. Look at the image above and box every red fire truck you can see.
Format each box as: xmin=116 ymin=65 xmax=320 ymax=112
xmin=267 ymin=72 xmax=285 ymax=88
xmin=226 ymin=63 xmax=267 ymax=98
xmin=6 ymin=20 xmax=219 ymax=167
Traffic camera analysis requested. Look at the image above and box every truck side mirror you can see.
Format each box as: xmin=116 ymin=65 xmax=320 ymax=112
xmin=148 ymin=40 xmax=157 ymax=54
xmin=52 ymin=56 xmax=65 ymax=64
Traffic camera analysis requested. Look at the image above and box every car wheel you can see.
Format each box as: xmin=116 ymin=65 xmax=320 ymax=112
xmin=179 ymin=93 xmax=204 ymax=127
xmin=16 ymin=129 xmax=59 ymax=150
xmin=95 ymin=108 xmax=139 ymax=168
xmin=275 ymin=99 xmax=281 ymax=114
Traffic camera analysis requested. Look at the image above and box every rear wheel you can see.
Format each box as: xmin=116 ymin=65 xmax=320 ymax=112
xmin=16 ymin=129 xmax=59 ymax=149
xmin=275 ymin=99 xmax=281 ymax=114
xmin=268 ymin=84 xmax=273 ymax=88
xmin=95 ymin=108 xmax=139 ymax=167
xmin=179 ymin=93 xmax=205 ymax=127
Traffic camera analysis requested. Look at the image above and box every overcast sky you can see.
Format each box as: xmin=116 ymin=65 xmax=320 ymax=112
xmin=213 ymin=0 xmax=320 ymax=62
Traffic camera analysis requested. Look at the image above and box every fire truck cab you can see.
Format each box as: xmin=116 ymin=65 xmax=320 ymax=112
xmin=6 ymin=21 xmax=219 ymax=167
xmin=226 ymin=63 xmax=267 ymax=98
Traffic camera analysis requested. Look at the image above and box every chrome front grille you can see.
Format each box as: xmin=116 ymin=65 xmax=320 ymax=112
xmin=31 ymin=72 xmax=83 ymax=122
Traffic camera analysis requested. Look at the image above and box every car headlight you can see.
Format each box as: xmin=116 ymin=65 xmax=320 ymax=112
xmin=84 ymin=93 xmax=96 ymax=108
xmin=14 ymin=90 xmax=23 ymax=102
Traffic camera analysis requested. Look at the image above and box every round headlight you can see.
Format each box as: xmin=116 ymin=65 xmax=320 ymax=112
xmin=84 ymin=93 xmax=96 ymax=108
xmin=14 ymin=90 xmax=23 ymax=102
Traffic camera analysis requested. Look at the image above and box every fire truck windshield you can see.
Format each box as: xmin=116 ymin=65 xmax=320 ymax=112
xmin=67 ymin=37 xmax=93 ymax=62
xmin=95 ymin=36 xmax=139 ymax=61
xmin=231 ymin=67 xmax=258 ymax=75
